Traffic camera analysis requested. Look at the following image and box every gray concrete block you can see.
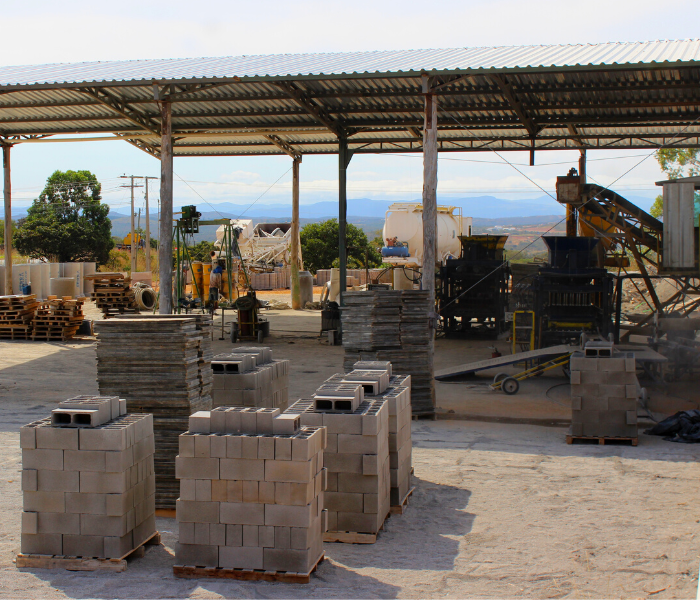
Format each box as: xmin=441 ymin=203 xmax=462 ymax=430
xmin=289 ymin=481 xmax=315 ymax=506
xmin=179 ymin=434 xmax=195 ymax=458
xmin=263 ymin=548 xmax=317 ymax=573
xmin=220 ymin=502 xmax=265 ymax=525
xmin=175 ymin=543 xmax=218 ymax=567
xmin=275 ymin=437 xmax=292 ymax=461
xmin=37 ymin=469 xmax=79 ymax=493
xmin=21 ymin=533 xmax=62 ymax=555
xmin=37 ymin=512 xmax=80 ymax=535
xmin=175 ymin=457 xmax=219 ymax=480
xmin=81 ymin=512 xmax=132 ymax=537
xmin=220 ymin=458 xmax=264 ymax=481
xmin=194 ymin=522 xmax=209 ymax=545
xmin=363 ymin=454 xmax=379 ymax=476
xmin=36 ymin=426 xmax=79 ymax=450
xmin=21 ymin=511 xmax=37 ymax=535
xmin=196 ymin=479 xmax=212 ymax=502
xmin=180 ymin=479 xmax=196 ymax=501
xmin=242 ymin=524 xmax=258 ymax=546
xmin=326 ymin=491 xmax=363 ymax=513
xmin=226 ymin=435 xmax=242 ymax=458
xmin=219 ymin=545 xmax=262 ymax=570
xmin=63 ymin=450 xmax=106 ymax=473
xmin=259 ymin=481 xmax=275 ymax=505
xmin=226 ymin=524 xmax=242 ymax=546
xmin=240 ymin=435 xmax=258 ymax=459
xmin=194 ymin=434 xmax=211 ymax=458
xmin=264 ymin=459 xmax=313 ymax=484
xmin=176 ymin=500 xmax=220 ymax=523
xmin=324 ymin=453 xmax=363 ymax=474
xmin=23 ymin=491 xmax=65 ymax=513
xmin=210 ymin=435 xmax=228 ymax=459
xmin=264 ymin=502 xmax=315 ymax=528
xmin=210 ymin=523 xmax=226 ymax=546
xmin=19 ymin=425 xmax=37 ymax=450
xmin=21 ymin=469 xmax=37 ymax=492
xmin=273 ymin=414 xmax=300 ymax=435
xmin=189 ymin=411 xmax=211 ymax=433
xmin=336 ymin=511 xmax=384 ymax=534
xmin=63 ymin=535 xmax=105 ymax=558
xmin=79 ymin=427 xmax=127 ymax=452
xmin=104 ymin=532 xmax=134 ymax=559
xmin=242 ymin=480 xmax=259 ymax=503
xmin=80 ymin=471 xmax=129 ymax=494
xmin=105 ymin=447 xmax=134 ymax=473
xmin=322 ymin=413 xmax=362 ymax=435
xmin=210 ymin=409 xmax=227 ymax=433
xmin=179 ymin=522 xmax=195 ymax=544
xmin=258 ymin=437 xmax=275 ymax=460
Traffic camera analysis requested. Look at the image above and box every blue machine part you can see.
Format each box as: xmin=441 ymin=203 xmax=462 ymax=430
xmin=381 ymin=246 xmax=410 ymax=258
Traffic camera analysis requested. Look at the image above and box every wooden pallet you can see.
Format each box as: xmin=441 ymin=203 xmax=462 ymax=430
xmin=323 ymin=513 xmax=388 ymax=544
xmin=412 ymin=412 xmax=437 ymax=421
xmin=390 ymin=486 xmax=415 ymax=515
xmin=16 ymin=532 xmax=161 ymax=572
xmin=566 ymin=435 xmax=638 ymax=446
xmin=173 ymin=553 xmax=324 ymax=584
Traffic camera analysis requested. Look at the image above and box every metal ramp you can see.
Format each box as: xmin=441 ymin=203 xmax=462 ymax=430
xmin=434 ymin=345 xmax=573 ymax=381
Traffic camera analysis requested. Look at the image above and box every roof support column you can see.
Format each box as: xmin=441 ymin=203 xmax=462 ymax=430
xmin=2 ymin=143 xmax=12 ymax=295
xmin=158 ymin=100 xmax=173 ymax=314
xmin=338 ymin=137 xmax=352 ymax=304
xmin=290 ymin=157 xmax=302 ymax=310
xmin=422 ymin=83 xmax=438 ymax=412
xmin=566 ymin=149 xmax=586 ymax=237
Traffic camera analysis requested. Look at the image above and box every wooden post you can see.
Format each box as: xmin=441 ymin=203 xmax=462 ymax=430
xmin=338 ymin=138 xmax=349 ymax=302
xmin=2 ymin=144 xmax=12 ymax=294
xmin=130 ymin=175 xmax=137 ymax=274
xmin=144 ymin=177 xmax=151 ymax=275
xmin=290 ymin=157 xmax=302 ymax=309
xmin=158 ymin=100 xmax=173 ymax=314
xmin=422 ymin=89 xmax=438 ymax=304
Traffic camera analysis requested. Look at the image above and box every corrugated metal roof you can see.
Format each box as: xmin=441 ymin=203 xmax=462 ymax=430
xmin=1 ymin=40 xmax=700 ymax=87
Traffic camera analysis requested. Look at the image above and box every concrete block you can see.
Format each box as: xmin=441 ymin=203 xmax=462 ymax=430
xmin=598 ymin=385 xmax=627 ymax=397
xmin=104 ymin=532 xmax=134 ymax=559
xmin=79 ymin=427 xmax=127 ymax=452
xmin=80 ymin=471 xmax=129 ymax=494
xmin=225 ymin=409 xmax=242 ymax=434
xmin=570 ymin=370 xmax=581 ymax=385
xmin=326 ymin=491 xmax=363 ymax=513
xmin=21 ymin=511 xmax=38 ymax=535
xmin=363 ymin=454 xmax=379 ymax=475
xmin=175 ymin=543 xmax=218 ymax=567
xmin=194 ymin=522 xmax=209 ymax=545
xmin=571 ymin=396 xmax=582 ymax=411
xmin=22 ymin=469 xmax=38 ymax=492
xmin=220 ymin=458 xmax=264 ymax=481
xmin=322 ymin=413 xmax=362 ymax=435
xmin=289 ymin=481 xmax=315 ymax=506
xmin=338 ymin=434 xmax=380 ymax=455
xmin=23 ymin=491 xmax=65 ymax=513
xmin=38 ymin=469 xmax=79 ymax=492
xmin=579 ymin=397 xmax=609 ymax=411
xmin=240 ymin=409 xmax=259 ymax=433
xmin=194 ymin=435 xmax=210 ymax=458
xmin=626 ymin=384 xmax=638 ymax=399
xmin=210 ymin=435 xmax=228 ymax=459
xmin=220 ymin=502 xmax=265 ymax=525
xmin=107 ymin=491 xmax=135 ymax=517
xmin=189 ymin=411 xmax=211 ymax=433
xmin=275 ymin=437 xmax=292 ymax=461
xmin=219 ymin=545 xmax=263 ymax=570
xmin=326 ymin=434 xmax=338 ymax=454
xmin=570 ymin=384 xmax=600 ymax=397
xmin=626 ymin=410 xmax=638 ymax=425
xmin=179 ymin=521 xmax=195 ymax=544
xmin=105 ymin=448 xmax=134 ymax=473
xmin=210 ymin=409 xmax=227 ymax=433
xmin=63 ymin=534 xmax=105 ymax=558
xmin=21 ymin=533 xmax=62 ymax=555
xmin=608 ymin=397 xmax=637 ymax=411
xmin=63 ymin=450 xmax=106 ymax=472
xmin=241 ymin=436 xmax=258 ymax=459
xmin=80 ymin=513 xmax=131 ymax=537
xmin=226 ymin=524 xmax=242 ymax=546
xmin=242 ymin=480 xmax=259 ymax=503
xmin=625 ymin=357 xmax=636 ymax=372
xmin=273 ymin=414 xmax=300 ymax=435
xmin=179 ymin=434 xmax=195 ymax=458
xmin=337 ymin=473 xmax=383 ymax=494
xmin=176 ymin=499 xmax=220 ymax=523
xmin=263 ymin=548 xmax=316 ymax=573
xmin=256 ymin=409 xmax=280 ymax=434
xmin=265 ymin=502 xmax=314 ymax=528
xmin=243 ymin=524 xmax=258 ymax=546
xmin=196 ymin=479 xmax=212 ymax=502
xmin=180 ymin=479 xmax=196 ymax=501
xmin=259 ymin=481 xmax=275 ymax=504
xmin=226 ymin=480 xmax=243 ymax=503
xmin=36 ymin=426 xmax=79 ymax=450
xmin=175 ymin=457 xmax=219 ymax=480
xmin=264 ymin=459 xmax=313 ymax=483
xmin=275 ymin=482 xmax=291 ymax=505
xmin=336 ymin=511 xmax=383 ymax=534
xmin=210 ymin=523 xmax=226 ymax=546
xmin=226 ymin=435 xmax=242 ymax=459
xmin=570 ymin=356 xmax=598 ymax=371
xmin=258 ymin=436 xmax=275 ymax=460
xmin=598 ymin=357 xmax=626 ymax=372
xmin=324 ymin=453 xmax=363 ymax=474
xmin=37 ymin=512 xmax=80 ymax=535
xmin=19 ymin=425 xmax=37 ymax=449
xmin=363 ymin=493 xmax=379 ymax=514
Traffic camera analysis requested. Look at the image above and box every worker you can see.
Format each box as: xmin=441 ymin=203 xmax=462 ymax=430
xmin=209 ymin=259 xmax=224 ymax=314
xmin=210 ymin=250 xmax=218 ymax=266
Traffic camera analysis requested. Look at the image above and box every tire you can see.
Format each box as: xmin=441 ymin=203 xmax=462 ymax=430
xmin=502 ymin=377 xmax=520 ymax=395
xmin=493 ymin=372 xmax=509 ymax=385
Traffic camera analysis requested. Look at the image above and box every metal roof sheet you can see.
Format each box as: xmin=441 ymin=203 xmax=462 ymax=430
xmin=2 ymin=40 xmax=700 ymax=87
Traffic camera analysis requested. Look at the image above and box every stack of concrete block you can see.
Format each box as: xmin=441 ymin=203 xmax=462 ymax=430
xmin=213 ymin=346 xmax=289 ymax=411
xmin=175 ymin=407 xmax=326 ymax=573
xmin=95 ymin=316 xmax=213 ymax=509
xmin=287 ymin=384 xmax=390 ymax=536
xmin=570 ymin=342 xmax=640 ymax=439
xmin=20 ymin=396 xmax=156 ymax=558
xmin=330 ymin=362 xmax=412 ymax=507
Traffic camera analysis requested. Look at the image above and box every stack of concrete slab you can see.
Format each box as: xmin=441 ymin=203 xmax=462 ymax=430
xmin=569 ymin=342 xmax=640 ymax=440
xmin=212 ymin=346 xmax=289 ymax=410
xmin=287 ymin=383 xmax=390 ymax=538
xmin=20 ymin=396 xmax=156 ymax=559
xmin=342 ymin=290 xmax=435 ymax=415
xmin=174 ymin=407 xmax=326 ymax=574
xmin=95 ymin=316 xmax=213 ymax=509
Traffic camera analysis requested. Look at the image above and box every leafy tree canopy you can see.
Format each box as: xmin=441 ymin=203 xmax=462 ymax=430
xmin=300 ymin=218 xmax=382 ymax=273
xmin=653 ymin=148 xmax=700 ymax=219
xmin=0 ymin=219 xmax=17 ymax=246
xmin=13 ymin=170 xmax=114 ymax=264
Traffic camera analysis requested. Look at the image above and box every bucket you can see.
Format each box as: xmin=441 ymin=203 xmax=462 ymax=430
xmin=191 ymin=262 xmax=204 ymax=299
xmin=203 ymin=263 xmax=212 ymax=290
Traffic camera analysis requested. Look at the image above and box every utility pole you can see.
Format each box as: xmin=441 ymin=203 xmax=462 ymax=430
xmin=120 ymin=176 xmax=144 ymax=274
xmin=143 ymin=176 xmax=158 ymax=276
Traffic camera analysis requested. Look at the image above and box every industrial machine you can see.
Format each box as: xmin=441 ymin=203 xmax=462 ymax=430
xmin=231 ymin=291 xmax=268 ymax=343
xmin=531 ymin=236 xmax=614 ymax=348
xmin=438 ymin=234 xmax=510 ymax=336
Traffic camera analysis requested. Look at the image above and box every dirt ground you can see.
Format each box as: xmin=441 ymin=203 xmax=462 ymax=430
xmin=0 ymin=304 xmax=698 ymax=598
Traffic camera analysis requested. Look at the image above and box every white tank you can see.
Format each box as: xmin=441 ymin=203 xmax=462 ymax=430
xmin=40 ymin=263 xmax=51 ymax=299
xmin=62 ymin=263 xmax=84 ymax=297
xmin=29 ymin=264 xmax=43 ymax=300
xmin=83 ymin=262 xmax=96 ymax=295
xmin=12 ymin=264 xmax=31 ymax=295
xmin=382 ymin=203 xmax=472 ymax=266
xmin=50 ymin=277 xmax=76 ymax=298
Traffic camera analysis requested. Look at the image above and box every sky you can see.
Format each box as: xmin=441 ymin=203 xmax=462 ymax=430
xmin=3 ymin=0 xmax=700 ymax=216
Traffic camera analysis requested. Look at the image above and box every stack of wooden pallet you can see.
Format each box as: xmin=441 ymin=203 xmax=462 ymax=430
xmin=342 ymin=290 xmax=435 ymax=416
xmin=0 ymin=295 xmax=39 ymax=340
xmin=85 ymin=272 xmax=139 ymax=318
xmin=32 ymin=296 xmax=86 ymax=341
xmin=94 ymin=316 xmax=213 ymax=509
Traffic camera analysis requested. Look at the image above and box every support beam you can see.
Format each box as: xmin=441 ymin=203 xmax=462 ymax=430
xmin=158 ymin=100 xmax=173 ymax=314
xmin=422 ymin=82 xmax=438 ymax=412
xmin=2 ymin=143 xmax=12 ymax=294
xmin=290 ymin=157 xmax=302 ymax=309
xmin=274 ymin=82 xmax=345 ymax=137
xmin=338 ymin=137 xmax=352 ymax=303
xmin=264 ymin=134 xmax=302 ymax=160
xmin=76 ymin=88 xmax=160 ymax=136
xmin=489 ymin=74 xmax=539 ymax=138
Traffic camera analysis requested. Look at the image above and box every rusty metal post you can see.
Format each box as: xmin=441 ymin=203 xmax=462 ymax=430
xmin=290 ymin=157 xmax=302 ymax=309
xmin=2 ymin=143 xmax=12 ymax=295
xmin=422 ymin=86 xmax=438 ymax=304
xmin=158 ymin=100 xmax=173 ymax=314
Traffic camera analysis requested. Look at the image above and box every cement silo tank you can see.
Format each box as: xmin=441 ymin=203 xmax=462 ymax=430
xmin=381 ymin=203 xmax=472 ymax=266
xmin=29 ymin=264 xmax=43 ymax=300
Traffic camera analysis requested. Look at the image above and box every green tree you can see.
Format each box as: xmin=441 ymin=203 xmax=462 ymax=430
xmin=14 ymin=170 xmax=114 ymax=264
xmin=0 ymin=219 xmax=17 ymax=247
xmin=653 ymin=148 xmax=700 ymax=218
xmin=300 ymin=218 xmax=382 ymax=273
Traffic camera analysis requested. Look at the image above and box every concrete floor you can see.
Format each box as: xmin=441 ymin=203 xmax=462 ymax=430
xmin=0 ymin=305 xmax=698 ymax=598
